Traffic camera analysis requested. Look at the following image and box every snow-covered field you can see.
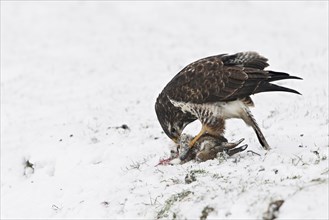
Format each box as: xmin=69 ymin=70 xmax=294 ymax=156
xmin=1 ymin=1 xmax=328 ymax=219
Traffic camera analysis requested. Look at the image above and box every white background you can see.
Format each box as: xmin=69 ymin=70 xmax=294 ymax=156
xmin=1 ymin=1 xmax=328 ymax=219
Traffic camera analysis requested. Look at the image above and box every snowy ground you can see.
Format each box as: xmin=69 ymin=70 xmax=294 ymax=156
xmin=1 ymin=1 xmax=328 ymax=219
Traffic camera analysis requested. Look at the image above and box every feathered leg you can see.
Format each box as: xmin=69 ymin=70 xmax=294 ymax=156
xmin=242 ymin=107 xmax=271 ymax=150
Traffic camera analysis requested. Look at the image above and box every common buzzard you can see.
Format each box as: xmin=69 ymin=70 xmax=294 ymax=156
xmin=155 ymin=51 xmax=301 ymax=150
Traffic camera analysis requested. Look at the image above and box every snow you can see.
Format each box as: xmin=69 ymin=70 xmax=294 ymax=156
xmin=1 ymin=1 xmax=328 ymax=219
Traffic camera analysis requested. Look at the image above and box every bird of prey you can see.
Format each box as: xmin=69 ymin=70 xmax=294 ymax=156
xmin=155 ymin=51 xmax=302 ymax=150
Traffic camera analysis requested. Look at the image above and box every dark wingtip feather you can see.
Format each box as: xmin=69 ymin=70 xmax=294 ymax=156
xmin=255 ymin=82 xmax=302 ymax=95
xmin=291 ymin=76 xmax=303 ymax=80
xmin=268 ymin=71 xmax=303 ymax=82
xmin=289 ymin=89 xmax=302 ymax=95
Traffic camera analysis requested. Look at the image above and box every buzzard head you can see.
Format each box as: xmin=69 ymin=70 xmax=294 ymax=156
xmin=155 ymin=93 xmax=195 ymax=143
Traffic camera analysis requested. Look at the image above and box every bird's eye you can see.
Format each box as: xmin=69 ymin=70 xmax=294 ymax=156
xmin=171 ymin=127 xmax=176 ymax=133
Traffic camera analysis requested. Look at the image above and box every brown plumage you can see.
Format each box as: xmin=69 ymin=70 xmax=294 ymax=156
xmin=155 ymin=51 xmax=302 ymax=150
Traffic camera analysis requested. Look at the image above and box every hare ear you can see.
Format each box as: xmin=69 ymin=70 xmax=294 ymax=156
xmin=221 ymin=138 xmax=245 ymax=149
